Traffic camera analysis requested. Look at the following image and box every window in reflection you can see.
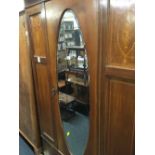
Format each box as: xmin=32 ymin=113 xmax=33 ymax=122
xmin=57 ymin=10 xmax=89 ymax=155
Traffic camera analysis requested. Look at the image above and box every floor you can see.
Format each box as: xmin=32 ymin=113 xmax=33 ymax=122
xmin=19 ymin=136 xmax=35 ymax=155
xmin=63 ymin=112 xmax=89 ymax=155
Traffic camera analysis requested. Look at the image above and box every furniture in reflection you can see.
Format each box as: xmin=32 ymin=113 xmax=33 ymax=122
xmin=66 ymin=46 xmax=87 ymax=71
xmin=59 ymin=92 xmax=75 ymax=104
xmin=58 ymin=80 xmax=66 ymax=88
xmin=57 ymin=21 xmax=74 ymax=72
xmin=58 ymin=67 xmax=89 ymax=121
xmin=65 ymin=70 xmax=88 ymax=87
xmin=57 ymin=20 xmax=85 ymax=73
xmin=65 ymin=70 xmax=89 ymax=104
xmin=58 ymin=69 xmax=88 ymax=105
xmin=59 ymin=92 xmax=76 ymax=121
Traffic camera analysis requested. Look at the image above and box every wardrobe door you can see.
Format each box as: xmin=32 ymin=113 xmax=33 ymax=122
xmin=99 ymin=0 xmax=135 ymax=155
xmin=19 ymin=11 xmax=41 ymax=154
xmin=26 ymin=3 xmax=57 ymax=154
xmin=45 ymin=0 xmax=98 ymax=155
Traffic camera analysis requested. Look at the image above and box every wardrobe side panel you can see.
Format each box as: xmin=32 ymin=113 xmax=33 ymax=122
xmin=19 ymin=13 xmax=41 ymax=149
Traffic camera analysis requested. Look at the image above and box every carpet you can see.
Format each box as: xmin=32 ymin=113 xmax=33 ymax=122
xmin=19 ymin=136 xmax=34 ymax=155
xmin=63 ymin=112 xmax=89 ymax=155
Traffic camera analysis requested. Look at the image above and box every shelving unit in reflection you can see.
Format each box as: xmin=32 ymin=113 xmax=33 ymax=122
xmin=57 ymin=13 xmax=89 ymax=122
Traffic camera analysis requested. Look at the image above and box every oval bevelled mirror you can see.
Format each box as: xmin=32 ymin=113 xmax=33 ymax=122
xmin=57 ymin=10 xmax=89 ymax=155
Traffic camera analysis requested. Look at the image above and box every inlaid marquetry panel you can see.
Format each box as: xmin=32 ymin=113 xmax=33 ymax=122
xmin=30 ymin=13 xmax=47 ymax=56
xmin=107 ymin=0 xmax=135 ymax=68
xmin=106 ymin=79 xmax=135 ymax=155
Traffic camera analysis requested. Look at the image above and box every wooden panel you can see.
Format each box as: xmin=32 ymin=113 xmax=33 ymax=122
xmin=19 ymin=13 xmax=32 ymax=139
xmin=35 ymin=64 xmax=55 ymax=141
xmin=98 ymin=0 xmax=135 ymax=154
xmin=106 ymin=79 xmax=135 ymax=155
xmin=19 ymin=12 xmax=41 ymax=151
xmin=107 ymin=0 xmax=135 ymax=68
xmin=45 ymin=0 xmax=98 ymax=154
xmin=28 ymin=6 xmax=47 ymax=57
xmin=105 ymin=66 xmax=135 ymax=81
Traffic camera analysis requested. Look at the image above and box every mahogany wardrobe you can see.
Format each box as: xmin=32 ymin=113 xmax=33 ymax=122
xmin=19 ymin=0 xmax=135 ymax=155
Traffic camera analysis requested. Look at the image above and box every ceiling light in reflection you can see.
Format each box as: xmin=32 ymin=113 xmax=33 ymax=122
xmin=111 ymin=0 xmax=134 ymax=8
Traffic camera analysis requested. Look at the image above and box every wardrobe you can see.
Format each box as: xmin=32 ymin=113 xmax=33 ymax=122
xmin=19 ymin=0 xmax=135 ymax=155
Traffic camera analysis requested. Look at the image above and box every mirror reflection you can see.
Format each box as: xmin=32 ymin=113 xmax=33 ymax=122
xmin=57 ymin=10 xmax=89 ymax=155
